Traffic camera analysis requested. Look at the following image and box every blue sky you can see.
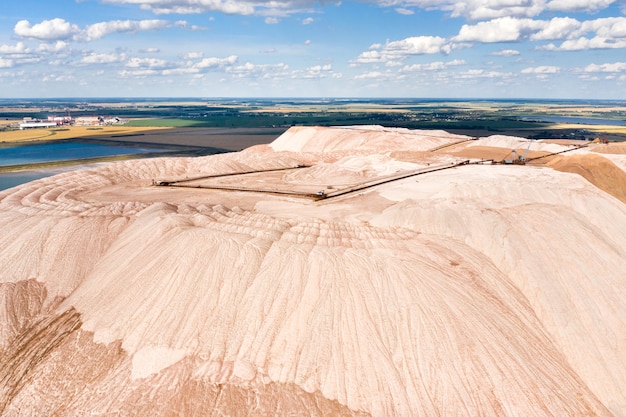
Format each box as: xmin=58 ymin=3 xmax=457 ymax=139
xmin=1 ymin=0 xmax=625 ymax=98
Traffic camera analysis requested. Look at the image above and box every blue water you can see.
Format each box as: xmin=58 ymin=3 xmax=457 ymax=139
xmin=0 ymin=141 xmax=166 ymax=167
xmin=0 ymin=171 xmax=54 ymax=191
xmin=521 ymin=116 xmax=626 ymax=126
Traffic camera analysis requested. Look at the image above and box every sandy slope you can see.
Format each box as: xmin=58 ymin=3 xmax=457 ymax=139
xmin=0 ymin=126 xmax=624 ymax=416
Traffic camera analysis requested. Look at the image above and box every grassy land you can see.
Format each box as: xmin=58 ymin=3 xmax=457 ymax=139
xmin=2 ymin=99 xmax=625 ymax=142
xmin=0 ymin=125 xmax=169 ymax=143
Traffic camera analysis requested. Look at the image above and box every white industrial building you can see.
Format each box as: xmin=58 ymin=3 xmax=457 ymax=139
xmin=19 ymin=122 xmax=58 ymax=130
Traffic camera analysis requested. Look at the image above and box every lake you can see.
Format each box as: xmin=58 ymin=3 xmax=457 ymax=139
xmin=520 ymin=116 xmax=626 ymax=126
xmin=0 ymin=140 xmax=169 ymax=168
xmin=0 ymin=170 xmax=59 ymax=191
xmin=0 ymin=140 xmax=184 ymax=191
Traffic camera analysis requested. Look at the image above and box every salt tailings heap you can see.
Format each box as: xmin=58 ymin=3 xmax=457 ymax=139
xmin=0 ymin=126 xmax=624 ymax=416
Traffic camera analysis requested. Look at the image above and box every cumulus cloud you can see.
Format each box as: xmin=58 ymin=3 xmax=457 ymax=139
xmin=14 ymin=18 xmax=80 ymax=41
xmin=521 ymin=65 xmax=560 ymax=73
xmin=370 ymin=0 xmax=546 ymax=20
xmin=81 ymin=19 xmax=174 ymax=41
xmin=295 ymin=63 xmax=334 ymax=78
xmin=126 ymin=57 xmax=171 ymax=69
xmin=582 ymin=62 xmax=626 ymax=72
xmin=37 ymin=41 xmax=69 ymax=53
xmin=455 ymin=15 xmax=626 ymax=51
xmin=546 ymin=0 xmax=615 ymax=12
xmin=355 ymin=71 xmax=390 ymax=80
xmin=530 ymin=17 xmax=581 ymax=40
xmin=14 ymin=18 xmax=183 ymax=42
xmin=115 ymin=54 xmax=238 ymax=77
xmin=0 ymin=42 xmax=43 ymax=66
xmin=354 ymin=36 xmax=454 ymax=65
xmin=80 ymin=52 xmax=127 ymax=65
xmin=541 ymin=37 xmax=626 ymax=51
xmin=184 ymin=52 xmax=204 ymax=59
xmin=99 ymin=0 xmax=334 ymax=17
xmin=0 ymin=42 xmax=30 ymax=54
xmin=195 ymin=55 xmax=238 ymax=68
xmin=395 ymin=8 xmax=414 ymax=15
xmin=48 ymin=0 xmax=618 ymax=22
xmin=265 ymin=17 xmax=280 ymax=24
xmin=227 ymin=62 xmax=289 ymax=79
xmin=492 ymin=49 xmax=520 ymax=56
xmin=455 ymin=17 xmax=543 ymax=42
xmin=369 ymin=0 xmax=616 ymax=20
xmin=0 ymin=58 xmax=13 ymax=68
xmin=302 ymin=17 xmax=314 ymax=24
xmin=119 ymin=69 xmax=159 ymax=77
xmin=456 ymin=68 xmax=512 ymax=79
xmin=401 ymin=59 xmax=465 ymax=72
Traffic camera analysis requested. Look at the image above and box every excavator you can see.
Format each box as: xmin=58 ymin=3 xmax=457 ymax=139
xmin=591 ymin=136 xmax=609 ymax=144
xmin=503 ymin=140 xmax=533 ymax=165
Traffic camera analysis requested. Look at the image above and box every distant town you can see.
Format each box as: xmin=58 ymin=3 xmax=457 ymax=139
xmin=18 ymin=115 xmax=124 ymax=130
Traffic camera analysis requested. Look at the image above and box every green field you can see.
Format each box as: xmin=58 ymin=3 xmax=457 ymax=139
xmin=2 ymin=98 xmax=625 ymax=141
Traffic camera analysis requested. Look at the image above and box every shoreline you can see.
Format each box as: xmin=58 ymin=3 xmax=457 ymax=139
xmin=1 ymin=126 xmax=285 ymax=149
xmin=0 ymin=126 xmax=285 ymax=175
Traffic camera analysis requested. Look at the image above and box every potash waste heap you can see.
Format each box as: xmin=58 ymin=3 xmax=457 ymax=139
xmin=0 ymin=125 xmax=624 ymax=416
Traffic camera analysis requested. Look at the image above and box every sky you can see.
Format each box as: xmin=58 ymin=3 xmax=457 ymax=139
xmin=1 ymin=0 xmax=626 ymax=98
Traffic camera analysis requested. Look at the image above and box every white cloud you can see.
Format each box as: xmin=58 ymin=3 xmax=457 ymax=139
xmin=355 ymin=71 xmax=389 ymax=80
xmin=161 ymin=67 xmax=200 ymax=75
xmin=370 ymin=0 xmax=616 ymax=20
xmin=195 ymin=55 xmax=238 ymax=69
xmin=386 ymin=36 xmax=452 ymax=54
xmin=184 ymin=52 xmax=204 ymax=59
xmin=395 ymin=7 xmax=414 ymax=15
xmin=530 ymin=17 xmax=581 ymax=40
xmin=296 ymin=63 xmax=333 ymax=78
xmin=302 ymin=17 xmax=314 ymax=25
xmin=581 ymin=17 xmax=626 ymax=39
xmin=126 ymin=57 xmax=170 ymax=69
xmin=14 ymin=18 xmax=182 ymax=42
xmin=81 ymin=20 xmax=174 ymax=41
xmin=14 ymin=18 xmax=80 ymax=41
xmin=0 ymin=42 xmax=29 ymax=54
xmin=541 ymin=37 xmax=626 ymax=51
xmin=521 ymin=65 xmax=559 ymax=73
xmin=582 ymin=62 xmax=626 ymax=72
xmin=99 ymin=0 xmax=331 ymax=17
xmin=0 ymin=58 xmax=13 ymax=68
xmin=455 ymin=15 xmax=626 ymax=51
xmin=42 ymin=73 xmax=75 ymax=82
xmin=265 ymin=17 xmax=280 ymax=24
xmin=39 ymin=0 xmax=617 ymax=23
xmin=492 ymin=49 xmax=520 ymax=56
xmin=119 ymin=69 xmax=159 ymax=77
xmin=80 ymin=52 xmax=127 ymax=65
xmin=456 ymin=68 xmax=512 ymax=79
xmin=455 ymin=17 xmax=543 ymax=42
xmin=375 ymin=0 xmax=546 ymax=20
xmin=354 ymin=36 xmax=454 ymax=65
xmin=401 ymin=59 xmax=465 ymax=72
xmin=37 ymin=41 xmax=69 ymax=53
xmin=0 ymin=42 xmax=43 ymax=66
xmin=227 ymin=62 xmax=289 ymax=79
xmin=546 ymin=0 xmax=615 ymax=12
